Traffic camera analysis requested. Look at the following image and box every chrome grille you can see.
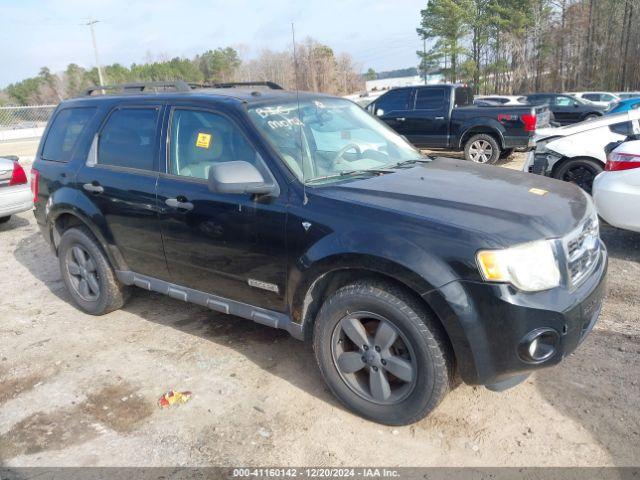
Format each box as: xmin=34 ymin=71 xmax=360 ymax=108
xmin=563 ymin=215 xmax=600 ymax=288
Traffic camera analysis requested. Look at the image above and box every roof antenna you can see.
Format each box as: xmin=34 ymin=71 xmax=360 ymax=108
xmin=291 ymin=22 xmax=308 ymax=205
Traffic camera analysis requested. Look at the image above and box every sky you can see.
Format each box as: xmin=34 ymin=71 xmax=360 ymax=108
xmin=0 ymin=0 xmax=427 ymax=88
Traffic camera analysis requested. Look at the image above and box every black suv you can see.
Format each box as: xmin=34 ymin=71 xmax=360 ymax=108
xmin=33 ymin=81 xmax=607 ymax=425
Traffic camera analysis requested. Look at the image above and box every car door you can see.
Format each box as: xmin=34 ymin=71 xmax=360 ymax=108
xmin=76 ymin=104 xmax=169 ymax=280
xmin=371 ymin=88 xmax=414 ymax=137
xmin=156 ymin=105 xmax=288 ymax=312
xmin=552 ymin=95 xmax=580 ymax=124
xmin=402 ymin=86 xmax=449 ymax=147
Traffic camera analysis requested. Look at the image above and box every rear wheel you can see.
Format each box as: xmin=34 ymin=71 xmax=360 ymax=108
xmin=0 ymin=216 xmax=10 ymax=224
xmin=58 ymin=226 xmax=129 ymax=315
xmin=313 ymin=281 xmax=452 ymax=425
xmin=583 ymin=114 xmax=600 ymax=121
xmin=553 ymin=158 xmax=603 ymax=194
xmin=464 ymin=134 xmax=501 ymax=164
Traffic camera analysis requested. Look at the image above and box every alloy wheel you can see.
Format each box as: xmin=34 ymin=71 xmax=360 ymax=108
xmin=65 ymin=244 xmax=100 ymax=302
xmin=469 ymin=140 xmax=493 ymax=163
xmin=331 ymin=312 xmax=417 ymax=405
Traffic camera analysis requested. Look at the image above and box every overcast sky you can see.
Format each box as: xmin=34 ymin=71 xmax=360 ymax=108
xmin=0 ymin=0 xmax=427 ymax=88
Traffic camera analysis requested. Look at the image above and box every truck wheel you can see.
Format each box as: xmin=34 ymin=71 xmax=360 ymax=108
xmin=499 ymin=148 xmax=515 ymax=160
xmin=553 ymin=158 xmax=603 ymax=194
xmin=464 ymin=134 xmax=501 ymax=164
xmin=313 ymin=281 xmax=452 ymax=425
xmin=58 ymin=226 xmax=129 ymax=315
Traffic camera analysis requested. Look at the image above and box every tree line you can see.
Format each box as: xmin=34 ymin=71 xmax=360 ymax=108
xmin=0 ymin=39 xmax=364 ymax=106
xmin=417 ymin=0 xmax=639 ymax=94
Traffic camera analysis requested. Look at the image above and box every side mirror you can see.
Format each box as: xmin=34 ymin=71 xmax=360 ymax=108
xmin=208 ymin=161 xmax=275 ymax=196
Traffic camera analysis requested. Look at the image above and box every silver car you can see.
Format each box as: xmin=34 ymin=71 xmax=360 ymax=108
xmin=0 ymin=156 xmax=33 ymax=224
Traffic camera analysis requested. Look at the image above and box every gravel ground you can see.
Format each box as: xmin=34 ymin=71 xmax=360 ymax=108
xmin=0 ymin=146 xmax=638 ymax=467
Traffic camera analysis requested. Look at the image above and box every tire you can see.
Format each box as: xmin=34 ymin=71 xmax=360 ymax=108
xmin=464 ymin=134 xmax=501 ymax=164
xmin=553 ymin=157 xmax=603 ymax=194
xmin=313 ymin=280 xmax=452 ymax=425
xmin=583 ymin=114 xmax=600 ymax=121
xmin=0 ymin=216 xmax=10 ymax=224
xmin=58 ymin=226 xmax=129 ymax=315
xmin=499 ymin=148 xmax=515 ymax=160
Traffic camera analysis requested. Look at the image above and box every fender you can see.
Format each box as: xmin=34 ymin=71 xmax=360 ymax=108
xmin=457 ymin=119 xmax=506 ymax=149
xmin=46 ymin=187 xmax=128 ymax=271
xmin=287 ymin=226 xmax=460 ymax=333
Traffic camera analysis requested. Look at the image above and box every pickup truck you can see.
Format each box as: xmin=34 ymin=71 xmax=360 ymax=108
xmin=367 ymin=84 xmax=550 ymax=164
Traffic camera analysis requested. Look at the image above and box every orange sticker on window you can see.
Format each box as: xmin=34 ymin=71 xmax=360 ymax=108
xmin=195 ymin=132 xmax=212 ymax=149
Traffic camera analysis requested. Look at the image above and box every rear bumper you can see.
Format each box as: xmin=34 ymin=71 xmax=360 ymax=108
xmin=424 ymin=244 xmax=607 ymax=388
xmin=0 ymin=185 xmax=33 ymax=217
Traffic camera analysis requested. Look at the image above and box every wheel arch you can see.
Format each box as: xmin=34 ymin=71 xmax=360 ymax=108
xmin=458 ymin=124 xmax=505 ymax=150
xmin=292 ymin=256 xmax=455 ymax=360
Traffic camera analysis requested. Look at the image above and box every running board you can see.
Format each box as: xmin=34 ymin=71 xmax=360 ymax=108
xmin=115 ymin=271 xmax=303 ymax=340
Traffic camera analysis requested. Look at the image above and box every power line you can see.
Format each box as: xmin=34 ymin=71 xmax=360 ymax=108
xmin=83 ymin=19 xmax=105 ymax=87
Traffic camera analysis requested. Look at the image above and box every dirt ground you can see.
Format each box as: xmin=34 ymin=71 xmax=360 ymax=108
xmin=0 ymin=143 xmax=639 ymax=467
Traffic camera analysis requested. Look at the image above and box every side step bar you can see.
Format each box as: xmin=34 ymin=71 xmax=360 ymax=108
xmin=116 ymin=271 xmax=304 ymax=340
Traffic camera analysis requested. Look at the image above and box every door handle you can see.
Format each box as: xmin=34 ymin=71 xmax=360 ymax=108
xmin=435 ymin=116 xmax=445 ymax=120
xmin=83 ymin=182 xmax=104 ymax=194
xmin=166 ymin=197 xmax=194 ymax=211
xmin=396 ymin=117 xmax=406 ymax=122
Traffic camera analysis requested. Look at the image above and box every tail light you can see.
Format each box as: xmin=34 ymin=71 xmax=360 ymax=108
xmin=30 ymin=168 xmax=39 ymax=204
xmin=9 ymin=161 xmax=28 ymax=186
xmin=521 ymin=113 xmax=537 ymax=132
xmin=605 ymin=151 xmax=640 ymax=171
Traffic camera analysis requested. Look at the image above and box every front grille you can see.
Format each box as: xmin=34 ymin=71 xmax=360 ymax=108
xmin=563 ymin=215 xmax=600 ymax=288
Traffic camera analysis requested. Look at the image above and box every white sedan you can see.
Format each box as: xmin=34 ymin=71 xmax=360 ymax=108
xmin=593 ymin=139 xmax=640 ymax=233
xmin=0 ymin=156 xmax=33 ymax=224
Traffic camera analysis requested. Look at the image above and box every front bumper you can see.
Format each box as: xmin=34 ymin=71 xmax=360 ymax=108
xmin=0 ymin=184 xmax=33 ymax=217
xmin=424 ymin=244 xmax=607 ymax=387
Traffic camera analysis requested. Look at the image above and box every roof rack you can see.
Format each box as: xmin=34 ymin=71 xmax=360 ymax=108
xmin=85 ymin=80 xmax=283 ymax=96
xmin=210 ymin=81 xmax=283 ymax=90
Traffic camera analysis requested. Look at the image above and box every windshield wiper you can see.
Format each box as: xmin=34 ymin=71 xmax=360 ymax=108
xmin=305 ymin=168 xmax=394 ymax=184
xmin=389 ymin=156 xmax=435 ymax=169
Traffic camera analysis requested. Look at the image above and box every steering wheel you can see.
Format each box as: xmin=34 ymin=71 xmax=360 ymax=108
xmin=332 ymin=143 xmax=362 ymax=165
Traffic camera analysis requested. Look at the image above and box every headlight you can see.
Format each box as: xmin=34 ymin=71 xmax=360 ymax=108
xmin=476 ymin=239 xmax=561 ymax=292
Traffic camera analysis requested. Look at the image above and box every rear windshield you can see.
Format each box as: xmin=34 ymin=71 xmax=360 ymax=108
xmin=42 ymin=107 xmax=97 ymax=162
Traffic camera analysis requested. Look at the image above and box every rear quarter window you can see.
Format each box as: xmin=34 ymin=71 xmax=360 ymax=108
xmin=41 ymin=107 xmax=97 ymax=162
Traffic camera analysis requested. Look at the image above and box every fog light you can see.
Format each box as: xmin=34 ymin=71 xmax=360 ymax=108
xmin=518 ymin=328 xmax=559 ymax=363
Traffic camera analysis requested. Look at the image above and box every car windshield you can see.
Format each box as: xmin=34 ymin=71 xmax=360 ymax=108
xmin=248 ymin=98 xmax=421 ymax=184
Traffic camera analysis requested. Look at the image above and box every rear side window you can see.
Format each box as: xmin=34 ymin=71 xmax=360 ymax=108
xmin=583 ymin=94 xmax=600 ymax=101
xmin=375 ymin=89 xmax=412 ymax=114
xmin=527 ymin=95 xmax=549 ymax=105
xmin=42 ymin=107 xmax=97 ymax=162
xmin=609 ymin=121 xmax=634 ymax=136
xmin=415 ymin=88 xmax=445 ymax=110
xmin=454 ymin=87 xmax=472 ymax=107
xmin=98 ymin=107 xmax=159 ymax=171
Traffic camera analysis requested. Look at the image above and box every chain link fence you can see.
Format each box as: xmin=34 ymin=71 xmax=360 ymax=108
xmin=0 ymin=105 xmax=57 ymax=130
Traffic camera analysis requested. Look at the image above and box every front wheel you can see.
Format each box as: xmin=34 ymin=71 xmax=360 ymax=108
xmin=464 ymin=134 xmax=501 ymax=164
xmin=553 ymin=158 xmax=603 ymax=194
xmin=313 ymin=281 xmax=452 ymax=425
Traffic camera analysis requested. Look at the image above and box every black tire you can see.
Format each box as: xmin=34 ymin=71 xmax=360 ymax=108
xmin=313 ymin=281 xmax=452 ymax=425
xmin=553 ymin=157 xmax=603 ymax=194
xmin=583 ymin=114 xmax=600 ymax=121
xmin=0 ymin=216 xmax=10 ymax=224
xmin=464 ymin=134 xmax=501 ymax=164
xmin=499 ymin=148 xmax=515 ymax=160
xmin=58 ymin=226 xmax=129 ymax=315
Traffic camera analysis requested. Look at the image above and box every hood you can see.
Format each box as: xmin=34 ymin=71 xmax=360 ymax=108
xmin=316 ymin=158 xmax=589 ymax=247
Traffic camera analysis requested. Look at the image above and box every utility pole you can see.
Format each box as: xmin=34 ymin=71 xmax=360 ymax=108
xmin=85 ymin=20 xmax=105 ymax=88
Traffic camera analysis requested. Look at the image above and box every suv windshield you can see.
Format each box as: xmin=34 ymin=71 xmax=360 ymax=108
xmin=248 ymin=98 xmax=420 ymax=184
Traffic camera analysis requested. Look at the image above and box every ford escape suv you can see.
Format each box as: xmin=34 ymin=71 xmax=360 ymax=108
xmin=32 ymin=81 xmax=607 ymax=425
